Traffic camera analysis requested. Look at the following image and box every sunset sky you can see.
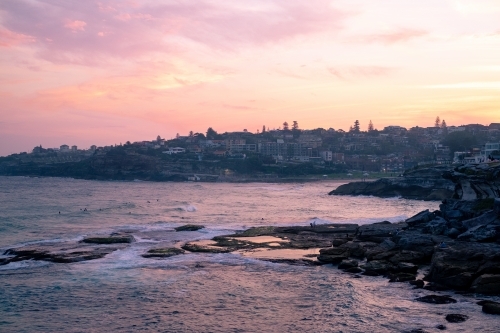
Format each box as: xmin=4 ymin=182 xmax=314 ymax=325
xmin=1 ymin=0 xmax=500 ymax=155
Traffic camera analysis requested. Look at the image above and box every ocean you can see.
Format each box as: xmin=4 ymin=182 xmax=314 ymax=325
xmin=0 ymin=176 xmax=498 ymax=332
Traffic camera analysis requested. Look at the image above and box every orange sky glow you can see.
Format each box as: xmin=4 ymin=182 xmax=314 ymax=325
xmin=1 ymin=0 xmax=500 ymax=155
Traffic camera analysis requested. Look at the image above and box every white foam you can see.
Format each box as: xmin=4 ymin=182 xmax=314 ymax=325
xmin=0 ymin=259 xmax=50 ymax=271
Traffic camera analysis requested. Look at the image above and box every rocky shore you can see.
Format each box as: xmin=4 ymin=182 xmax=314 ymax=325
xmin=2 ymin=197 xmax=500 ymax=316
xmin=329 ymin=162 xmax=500 ymax=201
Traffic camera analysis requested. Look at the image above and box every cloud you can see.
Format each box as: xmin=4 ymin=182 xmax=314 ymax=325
xmin=425 ymin=82 xmax=500 ymax=89
xmin=64 ymin=20 xmax=87 ymax=32
xmin=357 ymin=28 xmax=427 ymax=44
xmin=327 ymin=66 xmax=396 ymax=79
xmin=0 ymin=0 xmax=347 ymax=65
xmin=0 ymin=27 xmax=35 ymax=47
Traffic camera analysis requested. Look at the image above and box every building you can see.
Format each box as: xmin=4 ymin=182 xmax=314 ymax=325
xmin=319 ymin=150 xmax=333 ymax=162
xmin=60 ymin=144 xmax=70 ymax=152
xmin=162 ymin=147 xmax=186 ymax=154
xmin=71 ymin=145 xmax=78 ymax=152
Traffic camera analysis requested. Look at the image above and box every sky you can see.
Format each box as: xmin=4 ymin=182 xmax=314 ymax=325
xmin=1 ymin=0 xmax=500 ymax=155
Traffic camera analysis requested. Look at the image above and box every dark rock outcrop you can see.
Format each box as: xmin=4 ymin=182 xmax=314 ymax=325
xmin=82 ymin=233 xmax=135 ymax=244
xmin=142 ymin=247 xmax=185 ymax=258
xmin=330 ymin=163 xmax=500 ymax=201
xmin=481 ymin=301 xmax=500 ymax=315
xmin=415 ymin=295 xmax=457 ymax=304
xmin=445 ymin=314 xmax=468 ymax=323
xmin=174 ymin=224 xmax=205 ymax=231
xmin=2 ymin=242 xmax=128 ymax=264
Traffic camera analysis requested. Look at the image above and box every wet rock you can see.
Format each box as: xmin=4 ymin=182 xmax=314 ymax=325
xmin=142 ymin=247 xmax=185 ymax=258
xmin=388 ymin=272 xmax=416 ymax=282
xmin=317 ymin=247 xmax=349 ymax=264
xmin=444 ymin=228 xmax=460 ymax=239
xmin=338 ymin=241 xmax=378 ymax=258
xmin=82 ymin=233 xmax=135 ymax=244
xmin=409 ymin=279 xmax=425 ymax=288
xmin=174 ymin=224 xmax=205 ymax=231
xmin=457 ymin=224 xmax=499 ymax=242
xmin=461 ymin=211 xmax=499 ymax=230
xmin=422 ymin=217 xmax=448 ymax=235
xmin=405 ymin=210 xmax=435 ymax=227
xmin=481 ymin=301 xmax=500 ymax=315
xmin=361 ymin=260 xmax=394 ymax=276
xmin=388 ymin=251 xmax=426 ymax=265
xmin=396 ymin=262 xmax=419 ymax=274
xmin=181 ymin=242 xmax=231 ymax=253
xmin=415 ymin=295 xmax=457 ymax=304
xmin=344 ymin=267 xmax=363 ymax=274
xmin=4 ymin=243 xmax=126 ymax=263
xmin=426 ymin=242 xmax=500 ymax=290
xmin=470 ymin=274 xmax=500 ymax=294
xmin=436 ymin=324 xmax=447 ymax=330
xmin=331 ymin=238 xmax=349 ymax=247
xmin=397 ymin=231 xmax=446 ymax=258
xmin=358 ymin=223 xmax=402 ymax=243
xmin=406 ymin=329 xmax=429 ymax=333
xmin=445 ymin=314 xmax=468 ymax=323
xmin=338 ymin=259 xmax=358 ymax=269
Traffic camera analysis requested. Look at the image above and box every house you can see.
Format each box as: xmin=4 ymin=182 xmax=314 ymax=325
xmin=319 ymin=150 xmax=333 ymax=162
xmin=71 ymin=145 xmax=78 ymax=152
xmin=162 ymin=147 xmax=186 ymax=154
xmin=60 ymin=144 xmax=70 ymax=152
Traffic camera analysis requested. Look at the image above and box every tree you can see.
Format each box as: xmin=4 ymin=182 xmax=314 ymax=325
xmin=283 ymin=121 xmax=289 ymax=131
xmin=368 ymin=120 xmax=374 ymax=132
xmin=292 ymin=121 xmax=299 ymax=130
xmin=353 ymin=120 xmax=360 ymax=133
xmin=435 ymin=116 xmax=440 ymax=127
xmin=189 ymin=131 xmax=194 ymax=137
xmin=206 ymin=127 xmax=217 ymax=139
xmin=441 ymin=119 xmax=447 ymax=128
xmin=262 ymin=125 xmax=266 ymax=133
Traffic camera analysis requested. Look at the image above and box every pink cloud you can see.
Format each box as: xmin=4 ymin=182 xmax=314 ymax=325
xmin=64 ymin=20 xmax=87 ymax=32
xmin=0 ymin=0 xmax=347 ymax=65
xmin=358 ymin=28 xmax=427 ymax=44
xmin=327 ymin=66 xmax=396 ymax=79
xmin=0 ymin=27 xmax=35 ymax=47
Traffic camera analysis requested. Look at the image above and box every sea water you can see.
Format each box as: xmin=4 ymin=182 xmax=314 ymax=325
xmin=0 ymin=176 xmax=498 ymax=332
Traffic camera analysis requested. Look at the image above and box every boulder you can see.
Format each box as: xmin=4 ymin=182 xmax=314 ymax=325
xmin=470 ymin=274 xmax=500 ymax=294
xmin=358 ymin=223 xmax=401 ymax=243
xmin=445 ymin=314 xmax=468 ymax=323
xmin=388 ymin=272 xmax=416 ymax=282
xmin=415 ymin=295 xmax=457 ymax=304
xmin=405 ymin=210 xmax=435 ymax=227
xmin=3 ymin=242 xmax=127 ymax=263
xmin=344 ymin=267 xmax=363 ymax=274
xmin=481 ymin=301 xmax=500 ymax=315
xmin=317 ymin=247 xmax=349 ymax=264
xmin=339 ymin=241 xmax=378 ymax=258
xmin=142 ymin=247 xmax=185 ymax=258
xmin=396 ymin=262 xmax=419 ymax=274
xmin=388 ymin=251 xmax=426 ymax=265
xmin=422 ymin=217 xmax=448 ymax=235
xmin=409 ymin=279 xmax=425 ymax=288
xmin=82 ymin=233 xmax=135 ymax=244
xmin=461 ymin=211 xmax=499 ymax=230
xmin=457 ymin=224 xmax=498 ymax=242
xmin=338 ymin=259 xmax=358 ymax=269
xmin=174 ymin=224 xmax=205 ymax=231
xmin=426 ymin=242 xmax=500 ymax=290
xmin=361 ymin=260 xmax=394 ymax=276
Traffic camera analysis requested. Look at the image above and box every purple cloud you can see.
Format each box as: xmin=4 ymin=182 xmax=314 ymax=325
xmin=0 ymin=0 xmax=347 ymax=65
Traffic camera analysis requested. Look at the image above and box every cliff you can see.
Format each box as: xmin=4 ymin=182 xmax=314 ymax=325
xmin=329 ymin=162 xmax=500 ymax=201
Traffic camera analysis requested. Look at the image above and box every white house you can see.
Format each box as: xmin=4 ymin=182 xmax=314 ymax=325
xmin=162 ymin=147 xmax=186 ymax=155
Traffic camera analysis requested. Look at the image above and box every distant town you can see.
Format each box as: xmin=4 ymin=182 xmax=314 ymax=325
xmin=1 ymin=119 xmax=500 ymax=181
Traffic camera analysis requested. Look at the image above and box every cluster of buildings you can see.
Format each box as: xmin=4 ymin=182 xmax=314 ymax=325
xmin=29 ymin=122 xmax=500 ymax=172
